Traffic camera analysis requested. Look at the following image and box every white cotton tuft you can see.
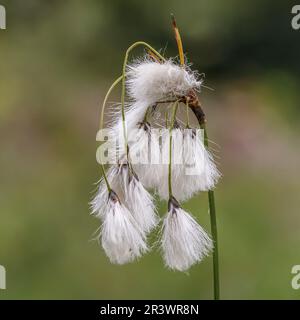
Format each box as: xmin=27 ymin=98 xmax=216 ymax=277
xmin=182 ymin=129 xmax=220 ymax=195
xmin=129 ymin=124 xmax=163 ymax=189
xmin=108 ymin=101 xmax=150 ymax=162
xmin=100 ymin=190 xmax=148 ymax=264
xmin=143 ymin=128 xmax=165 ymax=188
xmin=115 ymin=163 xmax=130 ymax=197
xmin=127 ymin=59 xmax=202 ymax=105
xmin=92 ymin=160 xmax=159 ymax=234
xmin=106 ymin=58 xmax=202 ymax=168
xmin=161 ymin=125 xmax=183 ymax=167
xmin=90 ymin=166 xmax=123 ymax=218
xmin=155 ymin=128 xmax=220 ymax=202
xmin=128 ymin=121 xmax=151 ymax=166
xmin=126 ymin=172 xmax=159 ymax=233
xmin=112 ymin=162 xmax=159 ymax=234
xmin=90 ymin=183 xmax=108 ymax=218
xmin=161 ymin=197 xmax=213 ymax=271
xmin=156 ymin=126 xmax=185 ymax=200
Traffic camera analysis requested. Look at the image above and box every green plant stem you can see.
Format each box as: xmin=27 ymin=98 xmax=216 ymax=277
xmin=100 ymin=163 xmax=111 ymax=192
xmin=168 ymin=101 xmax=179 ymax=198
xmin=208 ymin=188 xmax=219 ymax=300
xmin=165 ymin=110 xmax=169 ymax=128
xmin=202 ymin=124 xmax=220 ymax=300
xmin=169 ymin=14 xmax=219 ymax=298
xmin=99 ymin=75 xmax=123 ymax=130
xmin=98 ymin=76 xmax=124 ymax=191
xmin=185 ymin=101 xmax=190 ymax=128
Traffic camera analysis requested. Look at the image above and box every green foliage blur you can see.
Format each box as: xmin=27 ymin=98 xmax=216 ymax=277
xmin=0 ymin=0 xmax=299 ymax=299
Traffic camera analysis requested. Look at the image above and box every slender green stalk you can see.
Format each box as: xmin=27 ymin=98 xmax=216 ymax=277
xmin=185 ymin=101 xmax=190 ymax=128
xmin=168 ymin=101 xmax=179 ymax=198
xmin=100 ymin=162 xmax=111 ymax=192
xmin=98 ymin=76 xmax=124 ymax=191
xmin=99 ymin=75 xmax=123 ymax=130
xmin=202 ymin=124 xmax=220 ymax=300
xmin=170 ymin=14 xmax=220 ymax=299
xmin=208 ymin=188 xmax=219 ymax=300
xmin=165 ymin=110 xmax=169 ymax=128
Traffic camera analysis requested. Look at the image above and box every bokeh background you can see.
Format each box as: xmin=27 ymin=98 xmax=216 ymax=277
xmin=0 ymin=0 xmax=299 ymax=300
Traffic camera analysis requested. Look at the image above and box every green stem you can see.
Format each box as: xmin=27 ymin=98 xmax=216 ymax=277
xmin=208 ymin=187 xmax=219 ymax=300
xmin=185 ymin=101 xmax=190 ymax=128
xmin=98 ymin=76 xmax=124 ymax=192
xmin=99 ymin=75 xmax=123 ymax=130
xmin=165 ymin=110 xmax=169 ymax=128
xmin=100 ymin=162 xmax=111 ymax=192
xmin=168 ymin=101 xmax=179 ymax=198
xmin=202 ymin=124 xmax=220 ymax=300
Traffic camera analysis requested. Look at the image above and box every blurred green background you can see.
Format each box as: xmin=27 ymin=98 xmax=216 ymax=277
xmin=0 ymin=0 xmax=299 ymax=300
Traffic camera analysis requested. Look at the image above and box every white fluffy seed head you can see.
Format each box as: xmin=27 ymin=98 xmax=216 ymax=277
xmin=92 ymin=161 xmax=158 ymax=234
xmin=183 ymin=129 xmax=221 ymax=193
xmin=126 ymin=173 xmax=159 ymax=233
xmin=128 ymin=122 xmax=151 ymax=166
xmin=130 ymin=125 xmax=163 ymax=189
xmin=161 ymin=197 xmax=213 ymax=271
xmin=92 ymin=52 xmax=221 ymax=269
xmin=127 ymin=59 xmax=202 ymax=105
xmin=155 ymin=126 xmax=183 ymax=200
xmin=156 ymin=128 xmax=220 ymax=201
xmin=117 ymin=164 xmax=159 ymax=234
xmin=90 ymin=166 xmax=124 ymax=218
xmin=107 ymin=101 xmax=150 ymax=162
xmin=100 ymin=190 xmax=148 ymax=264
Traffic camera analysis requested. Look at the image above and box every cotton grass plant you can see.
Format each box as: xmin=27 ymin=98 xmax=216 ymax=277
xmin=91 ymin=15 xmax=221 ymax=299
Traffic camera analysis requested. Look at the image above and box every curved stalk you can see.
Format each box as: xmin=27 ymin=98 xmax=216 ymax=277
xmin=99 ymin=75 xmax=123 ymax=130
xmin=97 ymin=76 xmax=124 ymax=191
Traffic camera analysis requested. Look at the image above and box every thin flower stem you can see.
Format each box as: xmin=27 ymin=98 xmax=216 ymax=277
xmin=171 ymin=14 xmax=220 ymax=300
xmin=208 ymin=188 xmax=219 ymax=300
xmin=99 ymin=75 xmax=123 ymax=130
xmin=202 ymin=124 xmax=220 ymax=300
xmin=168 ymin=101 xmax=179 ymax=198
xmin=98 ymin=76 xmax=124 ymax=192
xmin=156 ymin=99 xmax=178 ymax=105
xmin=185 ymin=101 xmax=190 ymax=128
xmin=165 ymin=109 xmax=169 ymax=128
xmin=100 ymin=163 xmax=111 ymax=192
